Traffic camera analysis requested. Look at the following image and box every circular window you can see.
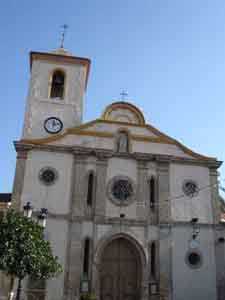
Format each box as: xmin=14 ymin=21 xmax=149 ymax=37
xmin=39 ymin=167 xmax=58 ymax=185
xmin=185 ymin=251 xmax=202 ymax=269
xmin=107 ymin=176 xmax=136 ymax=206
xmin=112 ymin=179 xmax=133 ymax=201
xmin=183 ymin=180 xmax=199 ymax=197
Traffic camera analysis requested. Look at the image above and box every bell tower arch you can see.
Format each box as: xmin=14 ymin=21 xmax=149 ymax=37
xmin=22 ymin=48 xmax=91 ymax=139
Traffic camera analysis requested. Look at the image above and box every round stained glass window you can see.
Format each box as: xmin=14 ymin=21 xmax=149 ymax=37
xmin=39 ymin=167 xmax=58 ymax=185
xmin=107 ymin=176 xmax=136 ymax=206
xmin=185 ymin=251 xmax=202 ymax=269
xmin=182 ymin=180 xmax=199 ymax=197
xmin=112 ymin=179 xmax=133 ymax=201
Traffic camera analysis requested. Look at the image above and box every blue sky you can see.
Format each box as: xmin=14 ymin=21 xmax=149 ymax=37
xmin=1 ymin=0 xmax=225 ymax=192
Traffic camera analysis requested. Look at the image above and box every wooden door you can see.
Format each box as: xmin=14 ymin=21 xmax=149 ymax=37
xmin=100 ymin=238 xmax=141 ymax=300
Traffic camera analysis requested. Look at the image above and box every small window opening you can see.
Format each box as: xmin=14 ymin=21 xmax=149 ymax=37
xmin=50 ymin=70 xmax=65 ymax=99
xmin=83 ymin=238 xmax=90 ymax=275
xmin=87 ymin=173 xmax=94 ymax=206
xmin=150 ymin=177 xmax=155 ymax=210
xmin=151 ymin=242 xmax=156 ymax=278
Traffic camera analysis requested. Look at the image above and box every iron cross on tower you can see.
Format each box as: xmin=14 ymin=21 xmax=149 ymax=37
xmin=60 ymin=24 xmax=68 ymax=48
xmin=120 ymin=90 xmax=128 ymax=101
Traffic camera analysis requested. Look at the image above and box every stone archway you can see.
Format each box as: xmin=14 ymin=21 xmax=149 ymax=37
xmin=98 ymin=237 xmax=143 ymax=300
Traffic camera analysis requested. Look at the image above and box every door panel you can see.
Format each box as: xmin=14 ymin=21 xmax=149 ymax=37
xmin=100 ymin=238 xmax=141 ymax=300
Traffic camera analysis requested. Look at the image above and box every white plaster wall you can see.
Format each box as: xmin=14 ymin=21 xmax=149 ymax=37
xmin=105 ymin=158 xmax=138 ymax=218
xmin=23 ymin=59 xmax=86 ymax=139
xmin=50 ymin=133 xmax=193 ymax=159
xmin=50 ymin=135 xmax=115 ymax=150
xmin=87 ymin=123 xmax=157 ymax=137
xmin=172 ymin=226 xmax=217 ymax=300
xmin=45 ymin=219 xmax=68 ymax=300
xmin=21 ymin=150 xmax=73 ymax=214
xmin=133 ymin=141 xmax=192 ymax=158
xmin=170 ymin=164 xmax=212 ymax=223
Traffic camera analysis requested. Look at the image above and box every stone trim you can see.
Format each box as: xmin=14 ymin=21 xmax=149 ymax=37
xmin=92 ymin=232 xmax=148 ymax=300
xmin=14 ymin=141 xmax=222 ymax=168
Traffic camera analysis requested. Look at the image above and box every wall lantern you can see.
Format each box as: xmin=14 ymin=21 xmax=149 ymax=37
xmin=23 ymin=202 xmax=48 ymax=228
xmin=80 ymin=274 xmax=89 ymax=294
xmin=149 ymin=282 xmax=158 ymax=295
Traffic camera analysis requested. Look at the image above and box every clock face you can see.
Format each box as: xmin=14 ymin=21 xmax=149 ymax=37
xmin=44 ymin=117 xmax=63 ymax=134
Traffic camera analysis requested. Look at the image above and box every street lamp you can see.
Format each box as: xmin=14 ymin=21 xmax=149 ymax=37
xmin=37 ymin=208 xmax=48 ymax=228
xmin=23 ymin=202 xmax=48 ymax=227
xmin=23 ymin=202 xmax=33 ymax=218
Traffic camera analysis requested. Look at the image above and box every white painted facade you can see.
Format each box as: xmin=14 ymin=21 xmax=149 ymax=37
xmin=1 ymin=47 xmax=224 ymax=300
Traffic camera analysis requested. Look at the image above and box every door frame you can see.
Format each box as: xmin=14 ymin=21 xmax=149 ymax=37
xmin=92 ymin=233 xmax=148 ymax=300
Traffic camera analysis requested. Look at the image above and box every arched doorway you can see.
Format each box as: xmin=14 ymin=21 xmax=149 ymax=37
xmin=99 ymin=237 xmax=142 ymax=300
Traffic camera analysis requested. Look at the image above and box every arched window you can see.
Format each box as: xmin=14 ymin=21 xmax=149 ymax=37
xmin=87 ymin=172 xmax=94 ymax=206
xmin=50 ymin=70 xmax=65 ymax=99
xmin=83 ymin=238 xmax=90 ymax=275
xmin=150 ymin=242 xmax=156 ymax=278
xmin=150 ymin=177 xmax=155 ymax=210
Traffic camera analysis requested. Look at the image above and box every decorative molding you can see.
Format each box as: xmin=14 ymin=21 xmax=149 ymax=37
xmin=18 ymin=117 xmax=219 ymax=161
xmin=14 ymin=141 xmax=222 ymax=169
xmin=101 ymin=102 xmax=146 ymax=125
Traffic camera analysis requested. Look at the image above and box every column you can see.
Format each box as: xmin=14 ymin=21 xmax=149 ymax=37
xmin=157 ymin=162 xmax=170 ymax=224
xmin=11 ymin=149 xmax=28 ymax=210
xmin=94 ymin=157 xmax=108 ymax=218
xmin=136 ymin=160 xmax=148 ymax=220
xmin=209 ymin=167 xmax=220 ymax=224
xmin=157 ymin=161 xmax=172 ymax=300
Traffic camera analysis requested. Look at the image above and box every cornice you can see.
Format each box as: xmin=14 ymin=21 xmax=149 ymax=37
xmin=14 ymin=141 xmax=222 ymax=168
xmin=19 ymin=118 xmax=218 ymax=161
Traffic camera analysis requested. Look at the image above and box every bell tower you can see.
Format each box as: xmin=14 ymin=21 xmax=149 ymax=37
xmin=22 ymin=47 xmax=91 ymax=139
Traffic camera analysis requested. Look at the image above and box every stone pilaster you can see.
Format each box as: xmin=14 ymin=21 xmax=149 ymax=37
xmin=64 ymin=155 xmax=86 ymax=300
xmin=95 ymin=158 xmax=108 ymax=218
xmin=72 ymin=155 xmax=87 ymax=218
xmin=11 ymin=150 xmax=28 ymax=210
xmin=157 ymin=162 xmax=170 ymax=224
xmin=136 ymin=160 xmax=148 ymax=220
xmin=159 ymin=226 xmax=172 ymax=300
xmin=209 ymin=167 xmax=220 ymax=224
xmin=64 ymin=222 xmax=83 ymax=300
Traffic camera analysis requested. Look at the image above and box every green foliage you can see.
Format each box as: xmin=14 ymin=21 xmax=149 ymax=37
xmin=0 ymin=209 xmax=62 ymax=280
xmin=80 ymin=293 xmax=97 ymax=300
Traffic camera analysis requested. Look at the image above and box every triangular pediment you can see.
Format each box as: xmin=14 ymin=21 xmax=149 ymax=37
xmin=21 ymin=118 xmax=216 ymax=161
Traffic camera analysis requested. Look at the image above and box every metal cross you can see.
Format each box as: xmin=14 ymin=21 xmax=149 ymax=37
xmin=120 ymin=90 xmax=128 ymax=101
xmin=60 ymin=24 xmax=68 ymax=48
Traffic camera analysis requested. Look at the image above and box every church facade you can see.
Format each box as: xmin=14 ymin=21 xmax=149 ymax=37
xmin=5 ymin=47 xmax=225 ymax=300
